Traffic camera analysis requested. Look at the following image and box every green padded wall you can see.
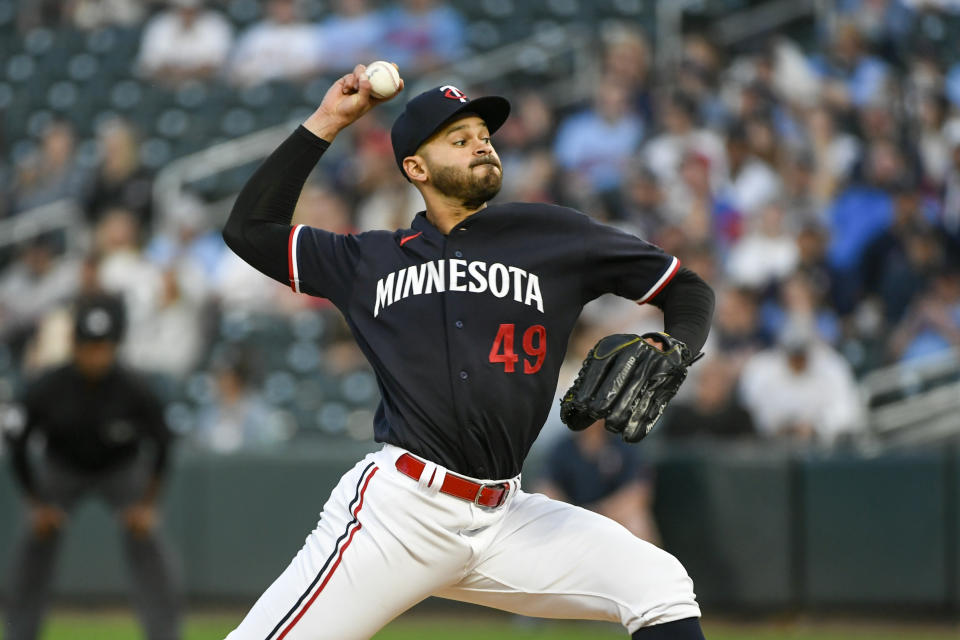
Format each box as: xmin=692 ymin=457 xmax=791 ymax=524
xmin=187 ymin=449 xmax=369 ymax=599
xmin=801 ymin=451 xmax=948 ymax=606
xmin=0 ymin=443 xmax=379 ymax=602
xmin=654 ymin=447 xmax=794 ymax=608
xmin=1 ymin=444 xmax=957 ymax=613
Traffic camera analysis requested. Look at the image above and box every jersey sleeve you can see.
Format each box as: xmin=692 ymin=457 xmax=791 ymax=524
xmin=289 ymin=224 xmax=363 ymax=306
xmin=581 ymin=216 xmax=680 ymax=304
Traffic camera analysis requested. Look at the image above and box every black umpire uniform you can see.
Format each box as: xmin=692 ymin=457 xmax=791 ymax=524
xmin=3 ymin=294 xmax=181 ymax=640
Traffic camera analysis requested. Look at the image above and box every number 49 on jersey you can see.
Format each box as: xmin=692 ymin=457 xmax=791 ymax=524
xmin=489 ymin=323 xmax=546 ymax=374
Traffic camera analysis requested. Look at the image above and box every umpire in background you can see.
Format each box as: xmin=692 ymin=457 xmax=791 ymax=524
xmin=2 ymin=294 xmax=181 ymax=640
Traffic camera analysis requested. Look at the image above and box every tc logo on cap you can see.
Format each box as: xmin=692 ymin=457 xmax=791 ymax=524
xmin=441 ymin=85 xmax=468 ymax=103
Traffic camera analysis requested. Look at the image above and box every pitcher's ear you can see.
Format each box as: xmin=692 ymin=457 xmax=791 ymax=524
xmin=404 ymin=155 xmax=428 ymax=183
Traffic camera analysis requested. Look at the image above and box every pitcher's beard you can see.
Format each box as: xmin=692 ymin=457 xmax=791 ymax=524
xmin=432 ymin=163 xmax=502 ymax=210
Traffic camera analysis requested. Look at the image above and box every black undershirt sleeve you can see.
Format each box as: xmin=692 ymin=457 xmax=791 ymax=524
xmin=648 ymin=266 xmax=715 ymax=356
xmin=222 ymin=125 xmax=331 ymax=284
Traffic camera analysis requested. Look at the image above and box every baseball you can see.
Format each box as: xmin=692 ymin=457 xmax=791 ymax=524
xmin=366 ymin=61 xmax=401 ymax=99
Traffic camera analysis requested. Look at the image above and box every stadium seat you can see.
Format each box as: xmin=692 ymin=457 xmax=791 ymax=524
xmin=6 ymin=53 xmax=37 ymax=83
xmin=340 ymin=370 xmax=377 ymax=407
xmin=22 ymin=27 xmax=54 ymax=56
xmin=238 ymin=83 xmax=274 ymax=109
xmin=139 ymin=136 xmax=173 ymax=170
xmin=67 ymin=52 xmax=100 ymax=82
xmin=175 ymin=80 xmax=209 ymax=110
xmin=315 ymin=401 xmax=349 ymax=435
xmin=286 ymin=341 xmax=322 ymax=374
xmin=264 ymin=370 xmax=297 ymax=406
xmin=155 ymin=108 xmax=191 ymax=139
xmin=291 ymin=310 xmax=326 ymax=341
xmin=109 ymin=78 xmax=144 ymax=111
xmin=221 ymin=107 xmax=257 ymax=137
xmin=46 ymin=80 xmax=79 ymax=111
xmin=466 ymin=21 xmax=502 ymax=51
xmin=85 ymin=27 xmax=118 ymax=55
xmin=479 ymin=0 xmax=516 ymax=20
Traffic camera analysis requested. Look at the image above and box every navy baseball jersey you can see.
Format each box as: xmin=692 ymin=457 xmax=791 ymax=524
xmin=288 ymin=199 xmax=678 ymax=479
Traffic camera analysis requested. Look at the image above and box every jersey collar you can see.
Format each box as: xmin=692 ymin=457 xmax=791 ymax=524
xmin=410 ymin=206 xmax=489 ymax=239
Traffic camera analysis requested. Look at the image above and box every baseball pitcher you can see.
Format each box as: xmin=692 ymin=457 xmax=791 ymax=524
xmin=222 ymin=64 xmax=715 ymax=640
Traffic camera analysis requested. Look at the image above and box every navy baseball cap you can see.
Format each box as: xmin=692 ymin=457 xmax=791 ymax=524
xmin=391 ymin=85 xmax=510 ymax=178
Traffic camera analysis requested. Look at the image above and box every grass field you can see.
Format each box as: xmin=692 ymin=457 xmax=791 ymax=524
xmin=22 ymin=611 xmax=960 ymax=640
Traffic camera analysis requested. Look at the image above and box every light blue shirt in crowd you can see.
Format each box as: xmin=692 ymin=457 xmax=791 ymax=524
xmin=553 ymin=110 xmax=645 ymax=192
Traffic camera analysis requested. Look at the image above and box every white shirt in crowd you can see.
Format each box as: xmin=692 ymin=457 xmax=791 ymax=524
xmin=739 ymin=342 xmax=864 ymax=443
xmin=229 ymin=20 xmax=322 ymax=86
xmin=643 ymin=129 xmax=728 ymax=191
xmin=726 ymin=158 xmax=782 ymax=217
xmin=137 ymin=9 xmax=234 ymax=76
xmin=725 ymin=231 xmax=799 ymax=288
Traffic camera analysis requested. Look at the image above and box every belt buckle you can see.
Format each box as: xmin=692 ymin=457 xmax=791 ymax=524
xmin=473 ymin=482 xmax=508 ymax=509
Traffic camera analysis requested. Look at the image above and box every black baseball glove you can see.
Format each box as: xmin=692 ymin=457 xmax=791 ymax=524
xmin=560 ymin=332 xmax=701 ymax=443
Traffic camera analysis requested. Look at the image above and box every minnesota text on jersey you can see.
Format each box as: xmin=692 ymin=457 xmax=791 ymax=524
xmin=373 ymin=259 xmax=544 ymax=317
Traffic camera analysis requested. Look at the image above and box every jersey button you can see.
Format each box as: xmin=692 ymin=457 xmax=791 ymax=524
xmin=455 ymin=320 xmax=463 ymax=329
xmin=459 ymin=370 xmax=468 ymax=380
xmin=454 ymin=250 xmax=463 ymax=258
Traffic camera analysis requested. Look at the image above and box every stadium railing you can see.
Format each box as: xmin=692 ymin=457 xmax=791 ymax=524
xmin=0 ymin=199 xmax=83 ymax=254
xmin=860 ymin=348 xmax=960 ymax=448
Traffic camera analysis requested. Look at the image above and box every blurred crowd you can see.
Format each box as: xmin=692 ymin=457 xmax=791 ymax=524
xmin=2 ymin=0 xmax=960 ymax=454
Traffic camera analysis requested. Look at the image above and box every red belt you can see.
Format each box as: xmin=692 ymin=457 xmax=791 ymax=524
xmin=395 ymin=453 xmax=510 ymax=509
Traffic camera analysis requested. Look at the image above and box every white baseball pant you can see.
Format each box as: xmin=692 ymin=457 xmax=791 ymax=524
xmin=225 ymin=444 xmax=700 ymax=640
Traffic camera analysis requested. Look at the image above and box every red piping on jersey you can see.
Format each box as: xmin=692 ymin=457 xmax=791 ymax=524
xmin=276 ymin=466 xmax=378 ymax=639
xmin=399 ymin=231 xmax=422 ymax=246
xmin=637 ymin=257 xmax=680 ymax=305
xmin=287 ymin=225 xmax=299 ymax=293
